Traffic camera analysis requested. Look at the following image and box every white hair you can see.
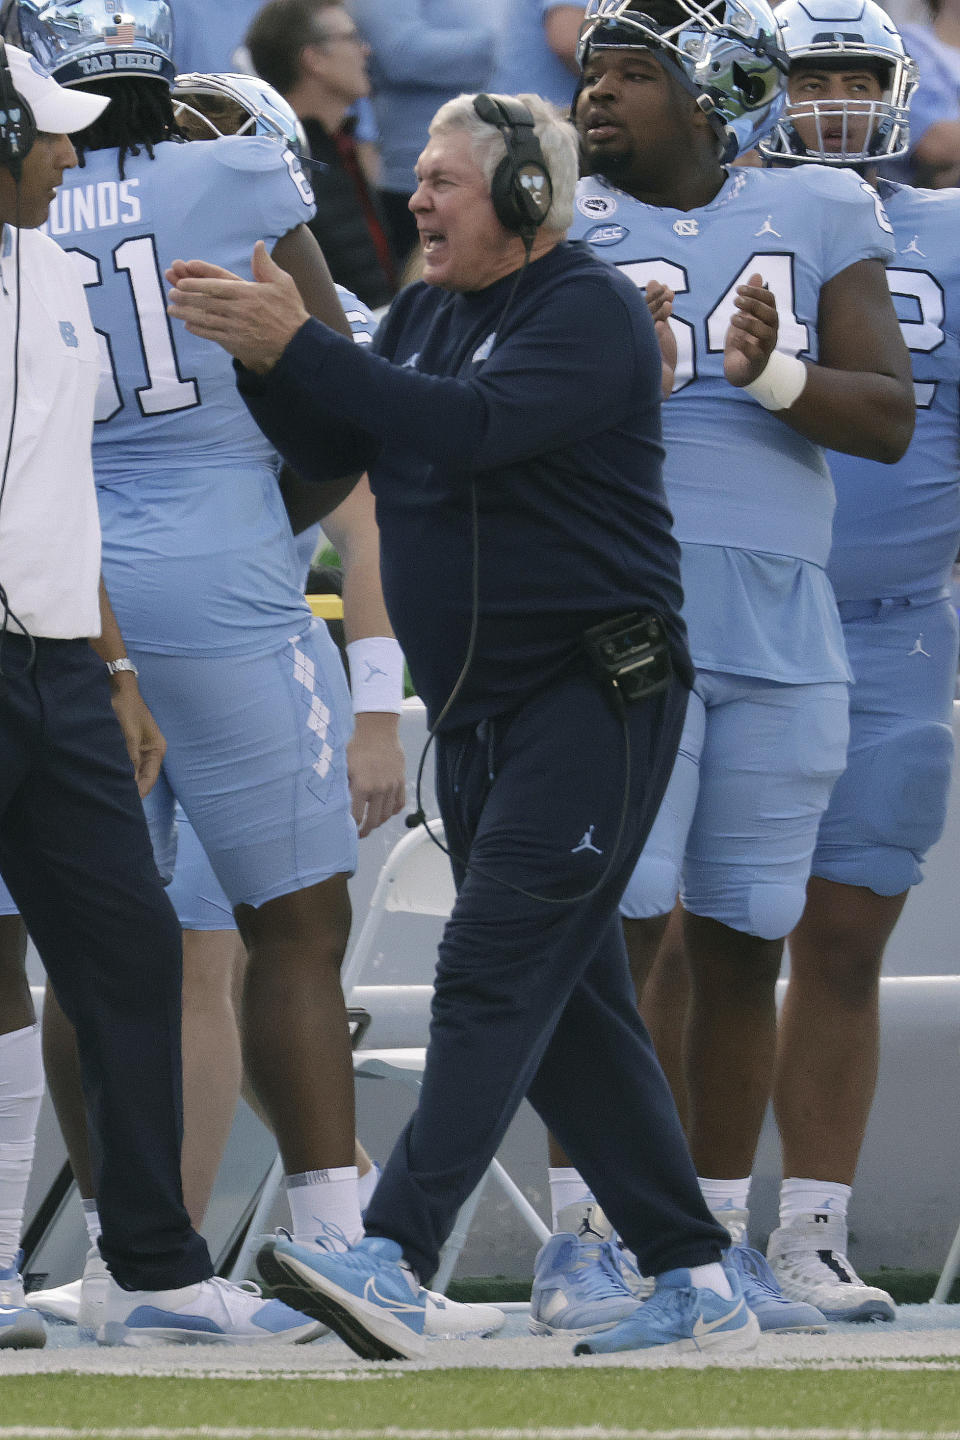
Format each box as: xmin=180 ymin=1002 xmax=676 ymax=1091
xmin=428 ymin=91 xmax=579 ymax=234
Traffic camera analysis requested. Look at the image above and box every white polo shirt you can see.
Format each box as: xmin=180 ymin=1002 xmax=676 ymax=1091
xmin=0 ymin=223 xmax=102 ymax=639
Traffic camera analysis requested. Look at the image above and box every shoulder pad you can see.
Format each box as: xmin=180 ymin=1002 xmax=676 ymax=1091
xmin=207 ymin=135 xmax=289 ymax=175
xmin=787 ymin=163 xmax=879 ymax=206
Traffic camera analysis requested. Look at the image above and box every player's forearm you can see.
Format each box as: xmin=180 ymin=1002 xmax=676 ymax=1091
xmin=323 ymin=480 xmax=394 ymax=646
xmin=90 ymin=577 xmax=129 ymax=662
xmin=777 ymin=366 xmax=915 ymax=464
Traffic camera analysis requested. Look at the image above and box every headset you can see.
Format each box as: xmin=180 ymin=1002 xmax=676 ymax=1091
xmin=472 ymin=93 xmax=553 ymax=242
xmin=0 ymin=37 xmax=36 ymax=672
xmin=0 ymin=36 xmax=36 ymax=181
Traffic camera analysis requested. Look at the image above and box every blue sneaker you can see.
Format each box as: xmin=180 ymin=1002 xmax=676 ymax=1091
xmin=529 ymin=1232 xmax=638 ymax=1336
xmin=97 ymin=1275 xmax=323 ymax=1346
xmin=573 ymin=1263 xmax=760 ymax=1356
xmin=727 ymin=1244 xmax=827 ymax=1333
xmin=258 ymin=1234 xmax=426 ymax=1360
xmin=0 ymin=1253 xmax=46 ymax=1350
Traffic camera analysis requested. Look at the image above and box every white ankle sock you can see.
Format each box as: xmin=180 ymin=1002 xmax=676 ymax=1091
xmin=286 ymin=1165 xmax=363 ymax=1249
xmin=779 ymin=1178 xmax=851 ymax=1228
xmin=0 ymin=1024 xmax=43 ymax=1272
xmin=82 ymin=1199 xmax=101 ymax=1248
xmin=356 ymin=1162 xmax=379 ymax=1213
xmin=548 ymin=1167 xmax=594 ymax=1231
xmin=697 ymin=1176 xmax=751 ymax=1215
xmin=688 ymin=1262 xmax=733 ymax=1299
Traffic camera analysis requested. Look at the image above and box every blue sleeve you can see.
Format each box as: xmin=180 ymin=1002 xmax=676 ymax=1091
xmin=901 ymin=26 xmax=960 ymax=147
xmin=347 ymin=0 xmax=498 ymax=87
xmin=238 ymin=273 xmax=654 ymax=477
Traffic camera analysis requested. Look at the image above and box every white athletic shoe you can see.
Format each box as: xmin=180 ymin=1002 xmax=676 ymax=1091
xmin=421 ymin=1289 xmax=505 ymax=1337
xmin=97 ymin=1274 xmax=326 ymax=1346
xmin=26 ymin=1246 xmax=111 ymax=1336
xmin=766 ymin=1212 xmax=896 ymax=1322
xmin=0 ymin=1254 xmax=46 ymax=1350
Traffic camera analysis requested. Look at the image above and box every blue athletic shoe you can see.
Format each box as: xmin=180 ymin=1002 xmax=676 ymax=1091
xmin=573 ymin=1263 xmax=760 ymax=1356
xmin=0 ymin=1252 xmax=46 ymax=1350
xmin=726 ymin=1244 xmax=827 ymax=1332
xmin=529 ymin=1232 xmax=639 ymax=1336
xmin=257 ymin=1234 xmax=426 ymax=1360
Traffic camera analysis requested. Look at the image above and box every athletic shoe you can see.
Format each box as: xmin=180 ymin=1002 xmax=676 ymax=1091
xmin=97 ymin=1274 xmax=324 ymax=1346
xmin=0 ymin=1253 xmax=46 ymax=1350
xmin=766 ymin=1212 xmax=896 ymax=1322
xmin=25 ymin=1245 xmax=111 ymax=1336
xmin=710 ymin=1203 xmax=750 ymax=1247
xmin=616 ymin=1246 xmax=656 ymax=1302
xmin=420 ymin=1289 xmax=504 ymax=1338
xmin=726 ymin=1244 xmax=827 ymax=1332
xmin=528 ymin=1232 xmax=639 ymax=1336
xmin=573 ymin=1263 xmax=760 ymax=1356
xmin=258 ymin=1233 xmax=427 ymax=1360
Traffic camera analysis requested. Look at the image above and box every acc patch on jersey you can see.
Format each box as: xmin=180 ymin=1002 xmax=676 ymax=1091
xmin=577 ymin=193 xmax=618 ymax=219
xmin=584 ymin=223 xmax=629 ymax=246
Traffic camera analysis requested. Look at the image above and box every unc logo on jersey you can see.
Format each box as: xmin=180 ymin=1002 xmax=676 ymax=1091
xmin=58 ymin=320 xmax=79 ymax=349
xmin=577 ymin=193 xmax=618 ymax=219
xmin=672 ymin=218 xmax=700 ymax=238
xmin=584 ymin=223 xmax=629 ymax=247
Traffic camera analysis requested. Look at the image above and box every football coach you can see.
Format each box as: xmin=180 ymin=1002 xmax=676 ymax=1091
xmin=167 ymin=90 xmax=746 ymax=1361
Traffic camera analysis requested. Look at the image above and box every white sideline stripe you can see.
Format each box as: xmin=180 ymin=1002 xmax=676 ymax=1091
xmin=4 ymin=1431 xmax=960 ymax=1439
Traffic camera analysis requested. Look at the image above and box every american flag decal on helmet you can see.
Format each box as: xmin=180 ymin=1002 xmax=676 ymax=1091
xmin=105 ymin=20 xmax=136 ymax=46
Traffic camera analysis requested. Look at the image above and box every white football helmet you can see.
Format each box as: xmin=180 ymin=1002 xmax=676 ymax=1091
xmin=17 ymin=1 xmax=173 ymax=87
xmin=577 ymin=0 xmax=788 ymax=160
xmin=758 ymin=0 xmax=918 ymax=164
xmin=172 ymin=71 xmax=307 ymax=154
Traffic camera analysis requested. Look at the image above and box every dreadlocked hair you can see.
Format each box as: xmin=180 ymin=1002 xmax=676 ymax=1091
xmin=72 ymin=77 xmax=187 ymax=178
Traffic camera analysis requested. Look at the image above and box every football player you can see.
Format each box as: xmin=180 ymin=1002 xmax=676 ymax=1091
xmin=755 ymin=0 xmax=958 ymax=1323
xmin=536 ymin=0 xmax=914 ymax=1347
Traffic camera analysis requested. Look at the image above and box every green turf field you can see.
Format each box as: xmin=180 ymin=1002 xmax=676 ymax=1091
xmin=2 ymin=1367 xmax=959 ymax=1439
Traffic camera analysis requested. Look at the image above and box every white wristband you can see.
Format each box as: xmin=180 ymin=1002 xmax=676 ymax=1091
xmin=743 ymin=350 xmax=807 ymax=411
xmin=346 ymin=637 xmax=404 ymax=714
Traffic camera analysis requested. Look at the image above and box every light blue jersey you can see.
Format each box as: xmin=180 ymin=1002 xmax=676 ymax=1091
xmin=571 ymin=163 xmax=896 ymax=683
xmin=826 ymin=182 xmax=960 ymax=603
xmin=811 ymin=183 xmax=960 ymax=896
xmin=44 ymin=136 xmax=317 ymax=656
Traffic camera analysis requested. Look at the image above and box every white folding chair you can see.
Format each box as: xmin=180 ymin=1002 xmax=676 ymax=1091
xmin=228 ymin=821 xmax=550 ymax=1293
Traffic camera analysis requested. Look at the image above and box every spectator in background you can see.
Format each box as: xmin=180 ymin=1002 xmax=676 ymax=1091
xmin=491 ymin=2 xmax=586 ymax=109
xmin=247 ymin=0 xmax=397 ymax=310
xmin=347 ymin=0 xmax=499 ymax=262
xmin=170 ymin=0 xmax=264 ymax=73
xmin=891 ymin=0 xmax=960 ymax=184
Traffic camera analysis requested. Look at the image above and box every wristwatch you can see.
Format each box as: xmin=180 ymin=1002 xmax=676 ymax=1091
xmin=105 ymin=657 xmax=139 ymax=678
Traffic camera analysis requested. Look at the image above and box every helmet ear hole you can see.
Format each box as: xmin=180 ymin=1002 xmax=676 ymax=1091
xmin=733 ymin=64 xmax=769 ymax=108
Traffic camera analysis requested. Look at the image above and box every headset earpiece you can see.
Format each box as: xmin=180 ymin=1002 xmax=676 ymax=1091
xmin=472 ymin=93 xmax=553 ymax=240
xmin=0 ymin=39 xmax=37 ymax=180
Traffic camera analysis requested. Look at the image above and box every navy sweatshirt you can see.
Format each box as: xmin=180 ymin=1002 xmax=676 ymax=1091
xmin=238 ymin=241 xmax=691 ymax=730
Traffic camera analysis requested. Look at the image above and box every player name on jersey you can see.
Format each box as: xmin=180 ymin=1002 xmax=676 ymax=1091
xmin=46 ymin=179 xmax=142 ymax=235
